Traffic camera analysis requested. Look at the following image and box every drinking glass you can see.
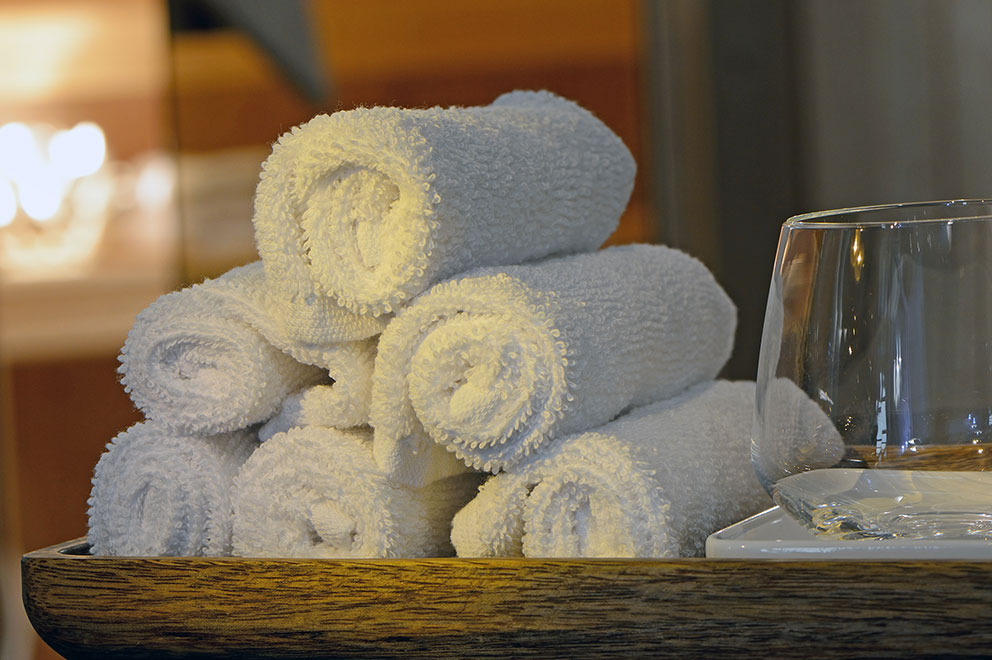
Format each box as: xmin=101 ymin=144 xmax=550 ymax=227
xmin=753 ymin=199 xmax=992 ymax=541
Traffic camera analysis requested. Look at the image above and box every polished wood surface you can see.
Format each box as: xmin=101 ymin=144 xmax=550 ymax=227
xmin=22 ymin=538 xmax=992 ymax=659
xmin=848 ymin=444 xmax=992 ymax=471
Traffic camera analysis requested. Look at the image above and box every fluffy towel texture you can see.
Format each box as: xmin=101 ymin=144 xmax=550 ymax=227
xmin=232 ymin=426 xmax=485 ymax=558
xmin=258 ymin=337 xmax=377 ymax=441
xmin=120 ymin=262 xmax=380 ymax=435
xmin=252 ymin=89 xmax=636 ymax=316
xmin=450 ymin=381 xmax=775 ymax=559
xmin=259 ymin=381 xmax=371 ymax=441
xmin=207 ymin=261 xmax=386 ymax=348
xmin=87 ymin=421 xmax=257 ymax=556
xmin=371 ymin=244 xmax=736 ymax=485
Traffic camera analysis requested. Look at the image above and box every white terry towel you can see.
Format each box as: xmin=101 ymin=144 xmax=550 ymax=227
xmin=211 ymin=262 xmax=386 ymax=355
xmin=259 ymin=380 xmax=369 ymax=441
xmin=162 ymin=261 xmax=384 ymax=359
xmin=120 ymin=263 xmax=378 ymax=435
xmin=87 ymin=421 xmax=257 ymax=556
xmin=231 ymin=426 xmax=484 ymax=558
xmin=371 ymin=244 xmax=736 ymax=486
xmin=450 ymin=381 xmax=782 ymax=558
xmin=258 ymin=337 xmax=378 ymax=441
xmin=252 ymin=89 xmax=636 ymax=316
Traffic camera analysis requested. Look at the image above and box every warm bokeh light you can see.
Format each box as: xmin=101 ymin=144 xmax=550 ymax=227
xmin=135 ymin=154 xmax=175 ymax=210
xmin=0 ymin=121 xmax=108 ymax=224
xmin=16 ymin=172 xmax=64 ymax=222
xmin=71 ymin=170 xmax=113 ymax=214
xmin=49 ymin=122 xmax=106 ymax=179
xmin=0 ymin=125 xmax=177 ymax=273
xmin=0 ymin=179 xmax=16 ymax=227
xmin=0 ymin=122 xmax=40 ymax=181
xmin=0 ymin=120 xmax=121 ymax=270
xmin=0 ymin=2 xmax=167 ymax=104
xmin=0 ymin=11 xmax=89 ymax=101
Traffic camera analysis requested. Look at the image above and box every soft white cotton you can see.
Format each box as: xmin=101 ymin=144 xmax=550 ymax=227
xmin=258 ymin=337 xmax=377 ymax=441
xmin=119 ymin=287 xmax=324 ymax=436
xmin=119 ymin=263 xmax=381 ymax=435
xmin=164 ymin=261 xmax=385 ymax=360
xmin=259 ymin=381 xmax=369 ymax=441
xmin=87 ymin=421 xmax=257 ymax=556
xmin=213 ymin=262 xmax=387 ymax=352
xmin=370 ymin=244 xmax=736 ymax=485
xmin=252 ymin=89 xmax=636 ymax=316
xmin=231 ymin=426 xmax=484 ymax=558
xmin=450 ymin=381 xmax=779 ymax=559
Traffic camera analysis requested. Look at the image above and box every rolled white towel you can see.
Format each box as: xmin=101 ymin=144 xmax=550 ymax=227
xmin=87 ymin=421 xmax=257 ymax=556
xmin=214 ymin=262 xmax=386 ymax=352
xmin=252 ymin=89 xmax=636 ymax=316
xmin=120 ymin=263 xmax=379 ymax=435
xmin=232 ymin=426 xmax=484 ymax=558
xmin=168 ymin=261 xmax=385 ymax=359
xmin=450 ymin=381 xmax=779 ymax=558
xmin=259 ymin=381 xmax=368 ymax=441
xmin=371 ymin=244 xmax=736 ymax=486
xmin=258 ymin=338 xmax=377 ymax=441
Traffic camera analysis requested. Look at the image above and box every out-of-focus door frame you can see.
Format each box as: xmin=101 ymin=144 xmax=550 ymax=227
xmin=642 ymin=0 xmax=801 ymax=380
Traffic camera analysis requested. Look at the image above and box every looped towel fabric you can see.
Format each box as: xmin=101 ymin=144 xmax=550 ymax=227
xmin=119 ymin=262 xmax=381 ymax=436
xmin=252 ymin=90 xmax=635 ymax=316
xmin=450 ymin=381 xmax=776 ymax=558
xmin=370 ymin=244 xmax=737 ymax=485
xmin=87 ymin=421 xmax=257 ymax=556
xmin=232 ymin=426 xmax=484 ymax=558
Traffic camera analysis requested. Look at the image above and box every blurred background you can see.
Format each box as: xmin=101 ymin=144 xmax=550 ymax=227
xmin=1 ymin=1 xmax=990 ymax=657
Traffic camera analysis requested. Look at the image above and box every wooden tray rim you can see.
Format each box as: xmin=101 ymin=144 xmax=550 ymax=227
xmin=22 ymin=537 xmax=992 ymax=659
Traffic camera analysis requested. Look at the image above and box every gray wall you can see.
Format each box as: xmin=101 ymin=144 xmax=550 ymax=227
xmin=644 ymin=0 xmax=992 ymax=379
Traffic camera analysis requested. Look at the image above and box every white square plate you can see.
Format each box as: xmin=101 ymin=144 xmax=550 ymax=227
xmin=705 ymin=506 xmax=992 ymax=560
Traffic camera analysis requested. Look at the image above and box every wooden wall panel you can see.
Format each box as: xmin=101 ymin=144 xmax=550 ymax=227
xmin=8 ymin=358 xmax=142 ymax=554
xmin=169 ymin=0 xmax=654 ymax=265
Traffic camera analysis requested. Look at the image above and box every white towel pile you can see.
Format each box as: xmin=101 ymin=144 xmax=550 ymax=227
xmin=88 ymin=421 xmax=256 ymax=556
xmin=232 ymin=427 xmax=483 ymax=558
xmin=370 ymin=244 xmax=736 ymax=485
xmin=253 ymin=89 xmax=635 ymax=316
xmin=450 ymin=381 xmax=839 ymax=558
xmin=88 ymin=90 xmax=813 ymax=559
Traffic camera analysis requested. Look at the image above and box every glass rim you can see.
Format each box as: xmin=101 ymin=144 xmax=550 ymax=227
xmin=785 ymin=198 xmax=992 ymax=228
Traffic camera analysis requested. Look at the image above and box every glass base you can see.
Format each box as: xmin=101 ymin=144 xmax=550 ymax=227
xmin=772 ymin=469 xmax=992 ymax=541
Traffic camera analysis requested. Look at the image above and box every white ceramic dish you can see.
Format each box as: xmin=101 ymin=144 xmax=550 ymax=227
xmin=706 ymin=505 xmax=992 ymax=560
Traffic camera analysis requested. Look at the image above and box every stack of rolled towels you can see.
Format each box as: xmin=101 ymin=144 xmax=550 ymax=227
xmin=88 ymin=90 xmax=840 ymax=559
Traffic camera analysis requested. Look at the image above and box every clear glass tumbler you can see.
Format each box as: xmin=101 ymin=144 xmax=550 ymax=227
xmin=753 ymin=199 xmax=992 ymax=541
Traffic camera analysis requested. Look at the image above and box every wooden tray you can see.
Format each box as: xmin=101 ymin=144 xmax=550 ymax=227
xmin=22 ymin=538 xmax=992 ymax=659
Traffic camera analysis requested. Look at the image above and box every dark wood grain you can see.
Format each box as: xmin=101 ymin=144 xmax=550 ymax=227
xmin=848 ymin=443 xmax=992 ymax=471
xmin=21 ymin=538 xmax=992 ymax=659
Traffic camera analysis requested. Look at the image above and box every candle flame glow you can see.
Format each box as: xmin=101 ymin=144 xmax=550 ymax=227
xmin=0 ymin=121 xmax=107 ymax=223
